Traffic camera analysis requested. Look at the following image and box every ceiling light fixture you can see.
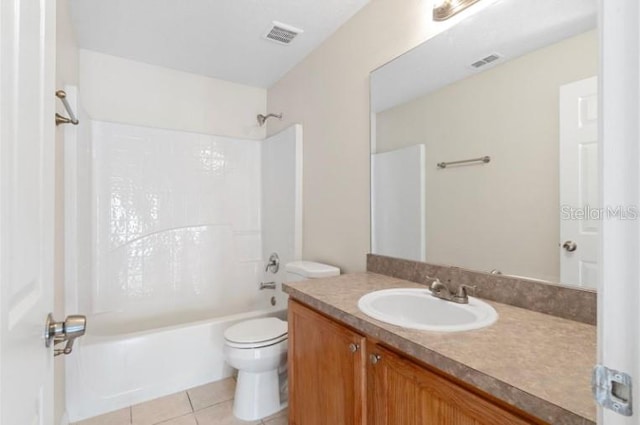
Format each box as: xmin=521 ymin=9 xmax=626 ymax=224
xmin=433 ymin=0 xmax=482 ymax=21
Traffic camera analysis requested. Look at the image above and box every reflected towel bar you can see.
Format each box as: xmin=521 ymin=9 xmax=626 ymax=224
xmin=55 ymin=90 xmax=79 ymax=126
xmin=437 ymin=156 xmax=490 ymax=169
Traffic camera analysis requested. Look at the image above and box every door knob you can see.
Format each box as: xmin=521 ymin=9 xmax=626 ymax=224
xmin=45 ymin=313 xmax=86 ymax=356
xmin=348 ymin=343 xmax=360 ymax=353
xmin=562 ymin=241 xmax=578 ymax=252
xmin=370 ymin=354 xmax=382 ymax=364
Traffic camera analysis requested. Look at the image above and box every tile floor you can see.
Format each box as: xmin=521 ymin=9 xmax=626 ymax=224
xmin=72 ymin=378 xmax=287 ymax=425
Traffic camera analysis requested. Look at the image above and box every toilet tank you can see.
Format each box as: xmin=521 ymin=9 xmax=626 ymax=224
xmin=285 ymin=261 xmax=340 ymax=283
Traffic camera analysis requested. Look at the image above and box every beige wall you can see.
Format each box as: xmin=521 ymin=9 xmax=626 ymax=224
xmin=266 ymin=0 xmax=501 ymax=273
xmin=55 ymin=0 xmax=79 ymax=423
xmin=79 ymin=50 xmax=267 ymax=140
xmin=376 ymin=31 xmax=598 ymax=281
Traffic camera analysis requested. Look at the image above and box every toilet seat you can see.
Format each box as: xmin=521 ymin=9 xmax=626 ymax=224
xmin=224 ymin=317 xmax=288 ymax=349
xmin=225 ymin=334 xmax=287 ymax=349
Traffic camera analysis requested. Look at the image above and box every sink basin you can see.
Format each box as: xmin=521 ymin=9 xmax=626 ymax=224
xmin=357 ymin=288 xmax=498 ymax=332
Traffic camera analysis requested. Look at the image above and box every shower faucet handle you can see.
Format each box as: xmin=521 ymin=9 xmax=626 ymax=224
xmin=265 ymin=253 xmax=280 ymax=273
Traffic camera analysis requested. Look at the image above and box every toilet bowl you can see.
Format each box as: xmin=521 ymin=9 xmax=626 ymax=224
xmin=224 ymin=317 xmax=288 ymax=420
xmin=223 ymin=260 xmax=340 ymax=421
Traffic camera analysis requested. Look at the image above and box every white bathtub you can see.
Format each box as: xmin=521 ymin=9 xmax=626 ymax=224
xmin=65 ymin=307 xmax=286 ymax=422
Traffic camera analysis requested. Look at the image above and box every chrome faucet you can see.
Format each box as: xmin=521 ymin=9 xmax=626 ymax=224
xmin=265 ymin=252 xmax=280 ymax=273
xmin=427 ymin=276 xmax=475 ymax=304
xmin=260 ymin=281 xmax=276 ymax=290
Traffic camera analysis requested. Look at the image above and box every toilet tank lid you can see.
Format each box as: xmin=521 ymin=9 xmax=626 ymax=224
xmin=285 ymin=261 xmax=340 ymax=278
xmin=224 ymin=317 xmax=287 ymax=344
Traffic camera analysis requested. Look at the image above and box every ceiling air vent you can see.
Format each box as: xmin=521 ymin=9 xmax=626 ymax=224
xmin=263 ymin=21 xmax=304 ymax=45
xmin=470 ymin=53 xmax=503 ymax=69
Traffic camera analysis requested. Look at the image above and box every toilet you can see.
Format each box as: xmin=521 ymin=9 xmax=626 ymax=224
xmin=223 ymin=261 xmax=340 ymax=421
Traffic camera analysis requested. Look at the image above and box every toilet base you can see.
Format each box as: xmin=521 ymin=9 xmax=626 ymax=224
xmin=233 ymin=369 xmax=285 ymax=421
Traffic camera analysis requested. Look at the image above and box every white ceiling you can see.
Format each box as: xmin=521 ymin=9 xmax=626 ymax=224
xmin=69 ymin=0 xmax=370 ymax=88
xmin=371 ymin=0 xmax=597 ymax=112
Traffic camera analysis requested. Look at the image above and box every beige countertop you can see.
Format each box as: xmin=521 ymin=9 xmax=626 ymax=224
xmin=283 ymin=272 xmax=597 ymax=425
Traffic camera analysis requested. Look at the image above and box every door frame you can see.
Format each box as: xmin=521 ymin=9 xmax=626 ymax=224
xmin=599 ymin=0 xmax=640 ymax=423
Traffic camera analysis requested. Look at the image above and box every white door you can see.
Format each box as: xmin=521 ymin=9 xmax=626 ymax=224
xmin=559 ymin=77 xmax=598 ymax=288
xmin=0 ymin=0 xmax=56 ymax=424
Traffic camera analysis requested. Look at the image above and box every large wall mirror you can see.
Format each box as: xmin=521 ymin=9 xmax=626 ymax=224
xmin=370 ymin=0 xmax=598 ymax=288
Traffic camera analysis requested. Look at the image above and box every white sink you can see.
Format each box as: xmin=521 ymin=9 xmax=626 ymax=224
xmin=357 ymin=288 xmax=498 ymax=332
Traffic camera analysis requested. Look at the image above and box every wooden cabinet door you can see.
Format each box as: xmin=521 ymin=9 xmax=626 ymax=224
xmin=288 ymin=300 xmax=366 ymax=425
xmin=367 ymin=343 xmax=540 ymax=425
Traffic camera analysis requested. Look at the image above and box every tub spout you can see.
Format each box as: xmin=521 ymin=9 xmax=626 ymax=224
xmin=260 ymin=282 xmax=276 ymax=290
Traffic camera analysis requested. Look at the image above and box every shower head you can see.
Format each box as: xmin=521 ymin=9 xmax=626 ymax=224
xmin=257 ymin=113 xmax=283 ymax=127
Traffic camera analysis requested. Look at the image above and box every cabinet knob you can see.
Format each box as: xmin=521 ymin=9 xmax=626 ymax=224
xmin=370 ymin=354 xmax=382 ymax=364
xmin=348 ymin=343 xmax=360 ymax=353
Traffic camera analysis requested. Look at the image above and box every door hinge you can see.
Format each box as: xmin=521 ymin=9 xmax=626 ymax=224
xmin=592 ymin=364 xmax=632 ymax=416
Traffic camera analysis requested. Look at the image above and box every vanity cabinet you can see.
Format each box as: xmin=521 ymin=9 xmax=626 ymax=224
xmin=289 ymin=300 xmax=545 ymax=425
xmin=366 ymin=343 xmax=538 ymax=425
xmin=288 ymin=300 xmax=366 ymax=425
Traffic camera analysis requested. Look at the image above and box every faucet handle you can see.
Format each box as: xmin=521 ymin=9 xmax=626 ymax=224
xmin=265 ymin=252 xmax=280 ymax=273
xmin=428 ymin=278 xmax=452 ymax=299
xmin=425 ymin=275 xmax=441 ymax=286
xmin=457 ymin=284 xmax=476 ymax=298
xmin=426 ymin=276 xmax=441 ymax=290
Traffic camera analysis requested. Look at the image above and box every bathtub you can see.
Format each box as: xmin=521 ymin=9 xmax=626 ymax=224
xmin=65 ymin=306 xmax=286 ymax=422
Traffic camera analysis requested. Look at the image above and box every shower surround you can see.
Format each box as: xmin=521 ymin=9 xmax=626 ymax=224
xmin=64 ymin=114 xmax=302 ymax=421
xmin=92 ymin=121 xmax=264 ymax=317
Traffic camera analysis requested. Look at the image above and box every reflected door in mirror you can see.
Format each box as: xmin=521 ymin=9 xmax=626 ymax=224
xmin=560 ymin=77 xmax=599 ymax=289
